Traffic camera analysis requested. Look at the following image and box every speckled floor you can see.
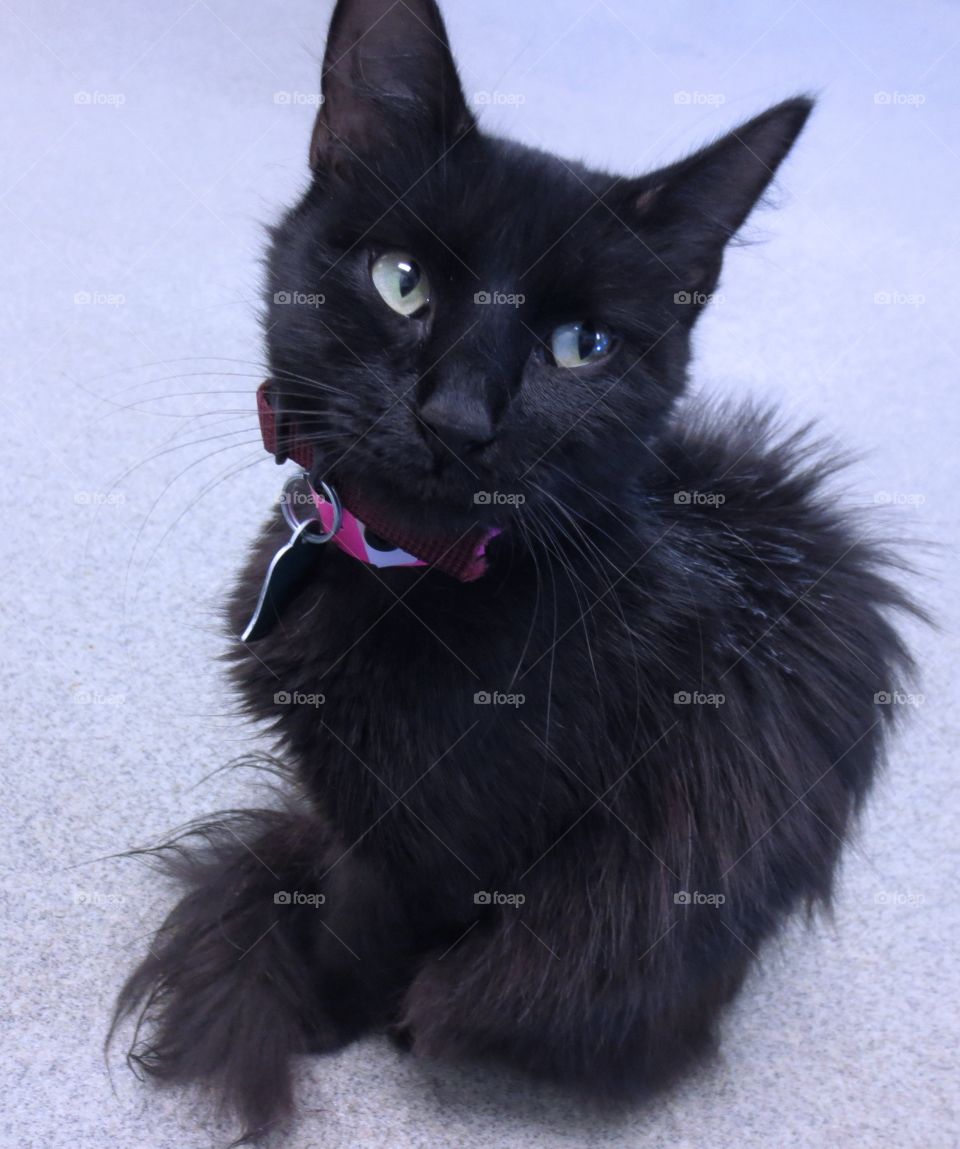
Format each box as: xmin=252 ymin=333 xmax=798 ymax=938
xmin=1 ymin=1 xmax=957 ymax=1146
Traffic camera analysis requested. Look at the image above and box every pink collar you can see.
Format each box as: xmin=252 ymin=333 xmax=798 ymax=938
xmin=257 ymin=381 xmax=498 ymax=582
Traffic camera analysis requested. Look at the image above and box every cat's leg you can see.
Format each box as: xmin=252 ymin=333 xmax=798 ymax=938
xmin=399 ymin=843 xmax=752 ymax=1100
xmin=112 ymin=808 xmax=409 ymax=1140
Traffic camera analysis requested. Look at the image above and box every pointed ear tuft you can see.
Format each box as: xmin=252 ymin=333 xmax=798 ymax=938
xmin=632 ymin=96 xmax=814 ymax=300
xmin=310 ymin=0 xmax=474 ymax=172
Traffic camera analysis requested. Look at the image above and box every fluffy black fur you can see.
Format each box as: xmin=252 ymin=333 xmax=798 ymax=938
xmin=113 ymin=0 xmax=916 ymax=1141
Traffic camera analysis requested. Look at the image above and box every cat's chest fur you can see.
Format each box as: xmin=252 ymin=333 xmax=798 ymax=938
xmin=224 ymin=415 xmax=837 ymax=881
xmin=226 ymin=509 xmax=663 ymax=863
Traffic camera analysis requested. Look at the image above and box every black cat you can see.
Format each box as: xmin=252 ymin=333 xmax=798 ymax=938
xmin=113 ymin=0 xmax=915 ymax=1140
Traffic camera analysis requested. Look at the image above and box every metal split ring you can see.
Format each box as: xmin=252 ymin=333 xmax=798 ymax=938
xmin=280 ymin=471 xmax=342 ymax=544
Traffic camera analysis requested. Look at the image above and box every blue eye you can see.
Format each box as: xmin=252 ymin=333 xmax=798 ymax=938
xmin=549 ymin=322 xmax=614 ymax=368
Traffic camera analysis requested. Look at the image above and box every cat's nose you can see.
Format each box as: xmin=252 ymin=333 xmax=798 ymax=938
xmin=419 ymin=393 xmax=495 ymax=457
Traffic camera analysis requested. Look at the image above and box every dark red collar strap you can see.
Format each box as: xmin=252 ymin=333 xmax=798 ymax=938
xmin=257 ymin=380 xmax=314 ymax=470
xmin=256 ymin=380 xmax=498 ymax=582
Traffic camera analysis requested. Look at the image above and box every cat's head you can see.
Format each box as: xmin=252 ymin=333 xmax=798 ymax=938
xmin=265 ymin=0 xmax=812 ymax=535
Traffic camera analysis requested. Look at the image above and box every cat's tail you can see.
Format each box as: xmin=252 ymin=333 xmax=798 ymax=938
xmin=108 ymin=806 xmax=342 ymax=1143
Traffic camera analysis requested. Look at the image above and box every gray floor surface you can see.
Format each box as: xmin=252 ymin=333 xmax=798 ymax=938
xmin=1 ymin=1 xmax=958 ymax=1146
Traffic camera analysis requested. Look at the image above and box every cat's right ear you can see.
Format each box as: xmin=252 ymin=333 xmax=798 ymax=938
xmin=309 ymin=0 xmax=475 ymax=172
xmin=627 ymin=97 xmax=813 ymax=314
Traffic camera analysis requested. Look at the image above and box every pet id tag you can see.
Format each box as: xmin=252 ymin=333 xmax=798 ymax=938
xmin=241 ymin=473 xmax=342 ymax=643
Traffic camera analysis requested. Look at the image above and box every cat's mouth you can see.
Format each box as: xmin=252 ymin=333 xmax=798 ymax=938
xmin=321 ymin=459 xmax=512 ymax=540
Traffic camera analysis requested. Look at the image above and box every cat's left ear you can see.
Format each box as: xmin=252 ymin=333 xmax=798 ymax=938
xmin=309 ymin=0 xmax=474 ymax=172
xmin=628 ymin=97 xmax=814 ymax=311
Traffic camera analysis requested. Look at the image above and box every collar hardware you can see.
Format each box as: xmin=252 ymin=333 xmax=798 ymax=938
xmin=255 ymin=379 xmax=499 ymax=583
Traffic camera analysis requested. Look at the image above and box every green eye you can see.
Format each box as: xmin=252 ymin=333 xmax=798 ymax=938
xmin=549 ymin=322 xmax=614 ymax=368
xmin=371 ymin=251 xmax=431 ymax=317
